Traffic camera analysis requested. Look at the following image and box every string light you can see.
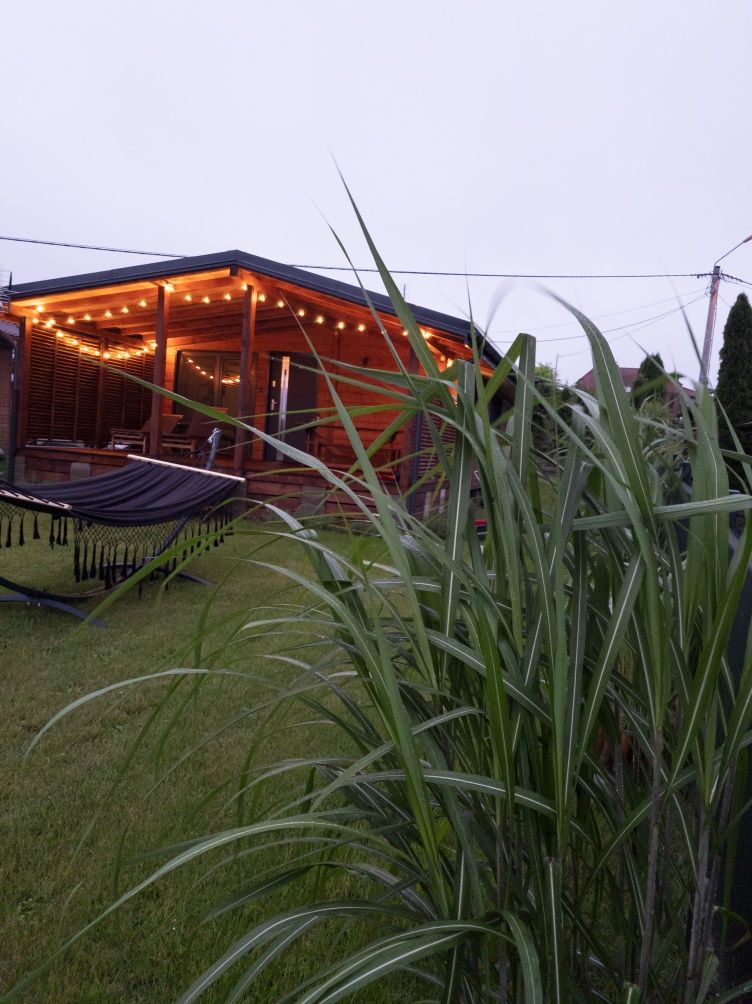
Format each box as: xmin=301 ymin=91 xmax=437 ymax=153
xmin=258 ymin=292 xmax=266 ymax=302
xmin=139 ymin=299 xmax=148 ymax=308
xmin=84 ymin=313 xmax=91 ymax=322
xmin=44 ymin=319 xmax=55 ymax=328
xmin=55 ymin=331 xmax=65 ymax=339
xmin=297 ymin=308 xmax=305 ymax=317
xmin=277 ymin=299 xmax=284 ymax=308
xmin=357 ymin=323 xmax=365 ymax=332
xmin=202 ymin=295 xmax=210 ymax=304
xmin=184 ymin=293 xmax=192 ymax=302
xmin=121 ymin=306 xmax=129 ymax=314
xmin=105 ymin=309 xmax=112 ymax=318
xmin=315 ymin=314 xmax=324 ymax=324
xmin=337 ymin=321 xmax=345 ymax=330
xmin=103 ymin=351 xmax=111 ymax=359
xmin=164 ymin=283 xmax=175 ymax=293
xmin=241 ymin=282 xmax=248 ymax=291
xmin=224 ymin=292 xmax=231 ymax=301
xmin=35 ymin=305 xmax=44 ymax=313
xmin=66 ymin=316 xmax=74 ymax=325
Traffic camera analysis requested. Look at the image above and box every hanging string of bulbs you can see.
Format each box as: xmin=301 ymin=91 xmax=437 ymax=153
xmin=26 ymin=282 xmax=441 ymax=365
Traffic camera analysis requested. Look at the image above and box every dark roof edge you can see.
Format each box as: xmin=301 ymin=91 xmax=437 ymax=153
xmin=8 ymin=250 xmax=501 ymax=366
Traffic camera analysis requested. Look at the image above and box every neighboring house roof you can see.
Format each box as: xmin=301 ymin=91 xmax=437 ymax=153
xmin=576 ymin=365 xmax=695 ymax=410
xmin=8 ymin=249 xmax=501 ymax=366
xmin=576 ymin=367 xmax=640 ymax=394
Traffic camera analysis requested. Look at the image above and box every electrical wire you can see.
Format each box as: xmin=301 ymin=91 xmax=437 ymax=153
xmin=0 ymin=233 xmax=712 ymax=281
xmin=552 ymin=295 xmax=707 ymax=359
xmin=487 ymin=288 xmax=707 ymax=338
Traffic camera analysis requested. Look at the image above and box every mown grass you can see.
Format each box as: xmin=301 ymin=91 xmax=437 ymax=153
xmin=0 ymin=521 xmax=414 ymax=1002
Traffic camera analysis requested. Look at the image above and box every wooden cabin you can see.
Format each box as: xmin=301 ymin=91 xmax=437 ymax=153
xmin=6 ymin=251 xmax=506 ymax=511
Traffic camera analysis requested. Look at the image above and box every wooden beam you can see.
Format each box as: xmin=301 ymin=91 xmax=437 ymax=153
xmin=234 ymin=285 xmax=257 ymax=472
xmin=149 ymin=285 xmax=170 ymax=457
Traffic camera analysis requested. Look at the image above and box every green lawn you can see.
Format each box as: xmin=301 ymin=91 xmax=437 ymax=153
xmin=0 ymin=521 xmax=406 ymax=1002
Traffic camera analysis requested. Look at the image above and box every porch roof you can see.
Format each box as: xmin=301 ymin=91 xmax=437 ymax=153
xmin=9 ymin=249 xmax=501 ymax=365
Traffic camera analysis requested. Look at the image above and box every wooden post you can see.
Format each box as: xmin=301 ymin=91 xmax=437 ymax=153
xmin=149 ymin=285 xmax=169 ymax=457
xmin=94 ymin=334 xmax=107 ymax=447
xmin=15 ymin=316 xmax=31 ymax=455
xmin=234 ymin=285 xmax=257 ymax=473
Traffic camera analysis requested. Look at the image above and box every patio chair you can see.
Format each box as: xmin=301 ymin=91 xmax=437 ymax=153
xmin=109 ymin=413 xmax=183 ymax=453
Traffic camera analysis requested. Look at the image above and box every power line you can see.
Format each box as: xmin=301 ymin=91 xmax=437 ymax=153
xmin=518 ymin=293 xmax=702 ymax=361
xmin=488 ymin=288 xmax=707 ymax=337
xmin=293 ymin=264 xmax=710 ymax=280
xmin=0 ymin=232 xmax=713 ymax=281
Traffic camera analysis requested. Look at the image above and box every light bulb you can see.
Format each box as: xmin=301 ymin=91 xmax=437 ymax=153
xmin=84 ymin=314 xmax=91 ymax=322
xmin=184 ymin=294 xmax=192 ymax=302
xmin=337 ymin=321 xmax=345 ymax=330
xmin=139 ymin=299 xmax=147 ymax=308
xmin=297 ymin=308 xmax=305 ymax=317
xmin=55 ymin=331 xmax=65 ymax=339
xmin=224 ymin=292 xmax=231 ymax=301
xmin=315 ymin=315 xmax=324 ymax=324
xmin=121 ymin=306 xmax=129 ymax=314
xmin=357 ymin=324 xmax=365 ymax=332
xmin=103 ymin=351 xmax=111 ymax=359
xmin=164 ymin=283 xmax=174 ymax=293
xmin=67 ymin=316 xmax=75 ymax=325
xmin=203 ymin=295 xmax=210 ymax=304
xmin=105 ymin=310 xmax=112 ymax=318
xmin=277 ymin=299 xmax=284 ymax=308
xmin=258 ymin=292 xmax=266 ymax=302
xmin=35 ymin=305 xmax=44 ymax=313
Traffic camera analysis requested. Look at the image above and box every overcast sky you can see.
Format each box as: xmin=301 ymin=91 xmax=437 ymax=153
xmin=2 ymin=1 xmax=750 ymax=383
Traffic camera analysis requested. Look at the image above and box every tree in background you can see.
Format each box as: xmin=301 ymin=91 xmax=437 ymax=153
xmin=716 ymin=293 xmax=752 ymax=457
xmin=532 ymin=362 xmax=573 ymax=456
xmin=631 ymin=352 xmax=668 ymax=410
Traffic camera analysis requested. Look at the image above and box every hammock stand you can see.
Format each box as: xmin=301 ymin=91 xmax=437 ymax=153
xmin=0 ymin=429 xmax=243 ymax=626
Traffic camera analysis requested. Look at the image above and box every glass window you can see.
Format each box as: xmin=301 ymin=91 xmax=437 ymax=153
xmin=176 ymin=351 xmax=241 ymax=412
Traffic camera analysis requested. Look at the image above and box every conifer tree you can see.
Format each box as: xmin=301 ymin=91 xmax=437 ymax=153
xmin=632 ymin=352 xmax=667 ymax=409
xmin=716 ymin=293 xmax=752 ymax=457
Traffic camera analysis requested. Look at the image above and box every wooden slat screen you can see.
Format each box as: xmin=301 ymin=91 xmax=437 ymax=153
xmin=26 ymin=330 xmax=154 ymax=446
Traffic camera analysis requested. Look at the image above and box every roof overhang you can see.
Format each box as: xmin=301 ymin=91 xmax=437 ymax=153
xmin=9 ymin=250 xmax=501 ymax=367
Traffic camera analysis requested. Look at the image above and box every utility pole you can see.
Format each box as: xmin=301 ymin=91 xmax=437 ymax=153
xmin=700 ymin=233 xmax=752 ymax=386
xmin=699 ymin=265 xmax=721 ymax=386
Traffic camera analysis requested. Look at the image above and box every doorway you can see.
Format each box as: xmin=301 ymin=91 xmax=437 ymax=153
xmin=264 ymin=353 xmax=318 ymax=460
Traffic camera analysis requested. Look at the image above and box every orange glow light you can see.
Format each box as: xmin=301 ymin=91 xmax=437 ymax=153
xmin=164 ymin=283 xmax=175 ymax=293
xmin=357 ymin=323 xmax=365 ymax=332
xmin=202 ymin=296 xmax=210 ymax=304
xmin=139 ymin=299 xmax=148 ymax=308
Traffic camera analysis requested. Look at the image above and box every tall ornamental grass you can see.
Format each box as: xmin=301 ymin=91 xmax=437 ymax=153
xmin=10 ymin=212 xmax=752 ymax=1003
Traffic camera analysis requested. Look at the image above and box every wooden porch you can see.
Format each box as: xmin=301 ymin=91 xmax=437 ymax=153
xmin=8 ymin=250 xmax=503 ymax=512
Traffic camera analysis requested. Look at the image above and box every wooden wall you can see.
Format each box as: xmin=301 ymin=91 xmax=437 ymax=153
xmin=166 ymin=323 xmax=414 ymax=465
xmin=0 ymin=344 xmax=12 ymax=453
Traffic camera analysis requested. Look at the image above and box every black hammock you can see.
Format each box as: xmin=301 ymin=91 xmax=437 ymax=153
xmin=0 ymin=451 xmax=244 ymax=616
